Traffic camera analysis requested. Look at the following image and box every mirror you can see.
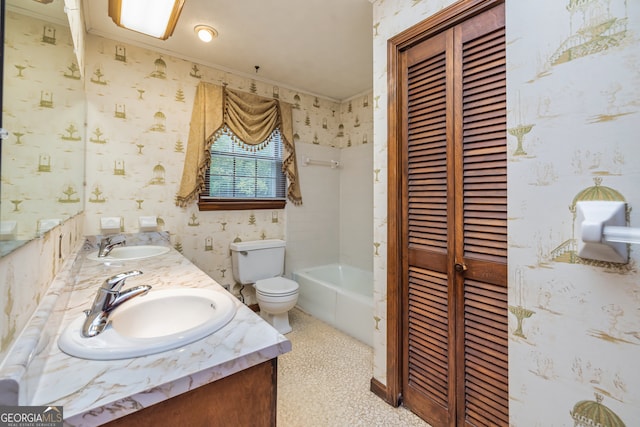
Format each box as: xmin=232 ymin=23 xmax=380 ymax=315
xmin=1 ymin=0 xmax=85 ymax=256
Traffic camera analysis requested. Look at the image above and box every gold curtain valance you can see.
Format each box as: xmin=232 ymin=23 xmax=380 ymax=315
xmin=176 ymin=82 xmax=302 ymax=207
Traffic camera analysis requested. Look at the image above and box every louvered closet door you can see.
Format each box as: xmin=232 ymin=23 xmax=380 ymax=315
xmin=401 ymin=3 xmax=507 ymax=427
xmin=402 ymin=29 xmax=455 ymax=427
xmin=454 ymin=5 xmax=508 ymax=426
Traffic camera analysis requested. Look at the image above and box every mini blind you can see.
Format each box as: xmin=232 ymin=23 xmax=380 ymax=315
xmin=204 ymin=127 xmax=287 ymax=200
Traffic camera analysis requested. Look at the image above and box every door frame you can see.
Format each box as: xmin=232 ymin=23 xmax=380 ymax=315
xmin=376 ymin=0 xmax=505 ymax=409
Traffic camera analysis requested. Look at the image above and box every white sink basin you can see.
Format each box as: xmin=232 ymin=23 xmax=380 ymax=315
xmin=86 ymin=245 xmax=170 ymax=262
xmin=58 ymin=288 xmax=237 ymax=360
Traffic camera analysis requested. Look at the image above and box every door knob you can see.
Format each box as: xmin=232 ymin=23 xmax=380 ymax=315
xmin=454 ymin=263 xmax=468 ymax=272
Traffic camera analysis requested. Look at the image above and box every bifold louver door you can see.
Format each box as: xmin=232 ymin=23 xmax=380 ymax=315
xmin=403 ymin=28 xmax=454 ymax=427
xmin=401 ymin=3 xmax=507 ymax=426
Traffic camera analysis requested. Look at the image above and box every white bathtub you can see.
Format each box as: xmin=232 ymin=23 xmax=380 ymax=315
xmin=292 ymin=264 xmax=373 ymax=346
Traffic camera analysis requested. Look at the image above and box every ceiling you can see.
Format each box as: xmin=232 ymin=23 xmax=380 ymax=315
xmin=80 ymin=0 xmax=374 ymax=101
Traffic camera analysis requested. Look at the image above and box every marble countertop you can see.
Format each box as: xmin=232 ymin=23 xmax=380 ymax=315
xmin=21 ymin=235 xmax=291 ymax=426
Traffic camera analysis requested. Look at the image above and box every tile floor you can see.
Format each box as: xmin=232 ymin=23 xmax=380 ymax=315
xmin=277 ymin=308 xmax=431 ymax=427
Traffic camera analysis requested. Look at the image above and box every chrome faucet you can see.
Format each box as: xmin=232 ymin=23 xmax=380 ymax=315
xmin=82 ymin=270 xmax=151 ymax=338
xmin=98 ymin=235 xmax=126 ymax=257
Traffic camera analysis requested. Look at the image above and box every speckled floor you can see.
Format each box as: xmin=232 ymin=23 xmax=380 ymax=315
xmin=277 ymin=308 xmax=431 ymax=427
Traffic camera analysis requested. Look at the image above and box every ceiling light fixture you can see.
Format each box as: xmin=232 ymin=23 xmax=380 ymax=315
xmin=194 ymin=25 xmax=217 ymax=43
xmin=108 ymin=0 xmax=185 ymax=40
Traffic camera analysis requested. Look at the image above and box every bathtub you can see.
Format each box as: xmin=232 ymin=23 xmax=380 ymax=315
xmin=292 ymin=264 xmax=373 ymax=347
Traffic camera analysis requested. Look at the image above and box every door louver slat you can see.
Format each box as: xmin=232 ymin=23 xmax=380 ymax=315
xmin=462 ymin=24 xmax=507 ymax=264
xmin=408 ymin=50 xmax=448 ymax=251
xmin=407 ymin=267 xmax=449 ymax=408
xmin=463 ymin=275 xmax=508 ymax=426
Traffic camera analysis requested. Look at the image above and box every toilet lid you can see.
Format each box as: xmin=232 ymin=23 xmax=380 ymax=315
xmin=255 ymin=277 xmax=299 ymax=294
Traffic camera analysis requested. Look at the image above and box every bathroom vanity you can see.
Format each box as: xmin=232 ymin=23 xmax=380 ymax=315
xmin=103 ymin=359 xmax=277 ymax=426
xmin=0 ymin=233 xmax=291 ymax=426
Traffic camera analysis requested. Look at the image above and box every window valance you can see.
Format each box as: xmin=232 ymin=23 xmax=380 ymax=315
xmin=176 ymin=82 xmax=302 ymax=207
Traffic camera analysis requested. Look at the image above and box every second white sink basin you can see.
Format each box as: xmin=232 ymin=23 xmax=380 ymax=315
xmin=58 ymin=288 xmax=237 ymax=360
xmin=87 ymin=245 xmax=170 ymax=262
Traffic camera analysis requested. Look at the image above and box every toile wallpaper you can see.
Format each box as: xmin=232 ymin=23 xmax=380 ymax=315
xmin=372 ymin=0 xmax=640 ymax=424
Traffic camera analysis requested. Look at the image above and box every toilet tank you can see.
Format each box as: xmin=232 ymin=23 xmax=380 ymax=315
xmin=230 ymin=239 xmax=286 ymax=284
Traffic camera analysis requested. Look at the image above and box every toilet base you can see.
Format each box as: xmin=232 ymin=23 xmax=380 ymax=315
xmin=260 ymin=311 xmax=292 ymax=334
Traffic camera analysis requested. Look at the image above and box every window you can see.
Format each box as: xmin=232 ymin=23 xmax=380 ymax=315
xmin=198 ymin=127 xmax=287 ymax=211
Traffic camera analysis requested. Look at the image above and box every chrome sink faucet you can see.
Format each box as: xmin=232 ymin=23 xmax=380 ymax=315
xmin=98 ymin=235 xmax=126 ymax=257
xmin=82 ymin=270 xmax=151 ymax=338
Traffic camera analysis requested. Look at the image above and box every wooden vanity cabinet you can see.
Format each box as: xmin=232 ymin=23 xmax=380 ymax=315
xmin=103 ymin=358 xmax=278 ymax=427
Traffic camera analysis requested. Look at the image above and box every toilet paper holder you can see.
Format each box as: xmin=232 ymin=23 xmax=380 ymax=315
xmin=576 ymin=201 xmax=639 ymax=263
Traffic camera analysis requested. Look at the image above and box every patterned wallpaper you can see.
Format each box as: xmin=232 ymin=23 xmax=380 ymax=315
xmin=1 ymin=11 xmax=85 ymax=240
xmin=508 ymin=0 xmax=639 ymax=424
xmin=83 ymin=34 xmax=373 ymax=300
xmin=372 ymin=0 xmax=640 ymax=424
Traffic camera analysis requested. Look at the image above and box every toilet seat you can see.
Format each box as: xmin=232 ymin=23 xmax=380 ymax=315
xmin=255 ymin=277 xmax=299 ymax=296
xmin=257 ymin=291 xmax=298 ymax=298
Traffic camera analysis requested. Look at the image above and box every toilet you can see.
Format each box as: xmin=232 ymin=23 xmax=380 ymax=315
xmin=230 ymin=239 xmax=299 ymax=334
